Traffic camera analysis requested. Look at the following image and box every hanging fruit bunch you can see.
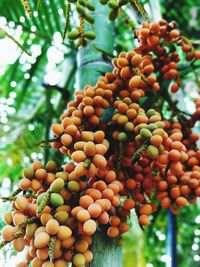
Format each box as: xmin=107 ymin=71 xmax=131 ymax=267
xmin=20 ymin=0 xmax=149 ymax=47
xmin=1 ymin=19 xmax=200 ymax=267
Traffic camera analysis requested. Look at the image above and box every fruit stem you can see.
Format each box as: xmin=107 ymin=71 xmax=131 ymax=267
xmin=116 ymin=142 xmax=124 ymax=179
xmin=17 ymin=216 xmax=37 ymax=229
xmin=164 ymin=163 xmax=170 ymax=179
xmin=129 ymin=0 xmax=150 ymax=23
xmin=131 ymin=141 xmax=149 ymax=164
xmin=77 ymin=15 xmax=84 ymax=47
xmin=48 ymin=236 xmax=56 ymax=262
xmin=1 ymin=188 xmax=22 ymax=202
xmin=20 ymin=0 xmax=32 ymax=17
xmin=0 ymin=229 xmax=24 ymax=249
xmin=37 ymin=137 xmax=60 ymax=146
xmin=63 ymin=2 xmax=71 ymax=41
xmin=132 ymin=67 xmax=148 ymax=82
xmin=0 ymin=27 xmax=31 ymax=56
xmin=12 ymin=188 xmax=22 ymax=197
xmin=37 ymin=191 xmax=51 ymax=213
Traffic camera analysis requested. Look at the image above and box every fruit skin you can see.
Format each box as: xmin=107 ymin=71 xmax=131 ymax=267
xmin=2 ymin=225 xmax=16 ymax=241
xmin=83 ymin=219 xmax=97 ymax=235
xmin=139 ymin=215 xmax=150 ymax=226
xmin=13 ymin=237 xmax=25 ymax=252
xmin=57 ymin=226 xmax=72 ymax=240
xmin=107 ymin=226 xmax=119 ymax=238
xmin=68 ymin=181 xmax=80 ymax=192
xmin=73 ymin=253 xmax=86 ymax=266
xmin=34 ymin=232 xmax=50 ymax=249
xmin=46 ymin=219 xmax=59 ymax=235
xmin=108 ymin=0 xmax=118 ymax=9
xmin=3 ymin=212 xmax=13 ymax=225
xmin=54 ymin=211 xmax=69 ymax=224
xmin=50 ymin=178 xmax=65 ymax=193
xmin=146 ymin=145 xmax=159 ymax=159
xmin=50 ymin=193 xmax=64 ymax=207
xmin=118 ymin=132 xmax=128 ymax=142
xmin=67 ymin=30 xmax=80 ymax=40
xmin=140 ymin=128 xmax=152 ymax=139
xmin=46 ymin=161 xmax=57 ymax=172
xmin=15 ymin=196 xmax=28 ymax=212
xmin=23 ymin=167 xmax=34 ymax=179
xmin=83 ymin=31 xmax=96 ymax=40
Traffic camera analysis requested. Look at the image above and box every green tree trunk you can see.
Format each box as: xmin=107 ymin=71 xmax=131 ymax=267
xmin=76 ymin=2 xmax=122 ymax=267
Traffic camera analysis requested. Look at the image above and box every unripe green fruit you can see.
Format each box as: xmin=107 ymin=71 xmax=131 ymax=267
xmin=140 ymin=128 xmax=152 ymax=139
xmin=108 ymin=9 xmax=118 ymax=20
xmin=100 ymin=0 xmax=109 ymax=4
xmin=158 ymin=144 xmax=164 ymax=153
xmin=146 ymin=145 xmax=159 ymax=159
xmin=50 ymin=178 xmax=65 ymax=193
xmin=78 ymin=0 xmax=87 ymax=6
xmin=82 ymin=39 xmax=88 ymax=47
xmin=138 ymin=123 xmax=148 ymax=130
xmin=54 ymin=211 xmax=69 ymax=224
xmin=135 ymin=134 xmax=142 ymax=143
xmin=108 ymin=0 xmax=118 ymax=9
xmin=50 ymin=193 xmax=64 ymax=207
xmin=84 ymin=13 xmax=95 ymax=24
xmin=76 ymin=4 xmax=85 ymax=15
xmin=156 ymin=121 xmax=165 ymax=129
xmin=83 ymin=159 xmax=91 ymax=168
xmin=146 ymin=109 xmax=156 ymax=118
xmin=83 ymin=31 xmax=96 ymax=40
xmin=137 ymin=110 xmax=145 ymax=116
xmin=147 ymin=123 xmax=158 ymax=131
xmin=68 ymin=181 xmax=80 ymax=192
xmin=45 ymin=161 xmax=57 ymax=173
xmin=118 ymin=132 xmax=128 ymax=142
xmin=86 ymin=1 xmax=95 ymax=11
xmin=67 ymin=30 xmax=80 ymax=40
xmin=119 ymin=0 xmax=129 ymax=5
xmin=73 ymin=253 xmax=86 ymax=266
xmin=37 ymin=192 xmax=48 ymax=206
xmin=23 ymin=168 xmax=34 ymax=179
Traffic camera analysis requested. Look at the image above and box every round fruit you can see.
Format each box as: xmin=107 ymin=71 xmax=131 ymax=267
xmin=50 ymin=193 xmax=64 ymax=207
xmin=50 ymin=178 xmax=65 ymax=193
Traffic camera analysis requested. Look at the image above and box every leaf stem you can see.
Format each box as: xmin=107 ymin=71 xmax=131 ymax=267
xmin=0 ymin=27 xmax=31 ymax=56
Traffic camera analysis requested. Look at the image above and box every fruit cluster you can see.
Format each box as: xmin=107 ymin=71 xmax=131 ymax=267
xmin=66 ymin=0 xmax=96 ymax=46
xmin=135 ymin=20 xmax=200 ymax=93
xmin=2 ymin=161 xmax=96 ymax=267
xmin=1 ymin=20 xmax=200 ymax=267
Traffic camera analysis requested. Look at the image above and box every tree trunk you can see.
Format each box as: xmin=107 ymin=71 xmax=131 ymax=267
xmin=76 ymin=2 xmax=122 ymax=267
xmin=167 ymin=210 xmax=177 ymax=267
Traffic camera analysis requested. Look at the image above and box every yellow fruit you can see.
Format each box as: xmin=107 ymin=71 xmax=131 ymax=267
xmin=57 ymin=226 xmax=72 ymax=240
xmin=46 ymin=219 xmax=59 ymax=235
xmin=34 ymin=232 xmax=50 ymax=249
